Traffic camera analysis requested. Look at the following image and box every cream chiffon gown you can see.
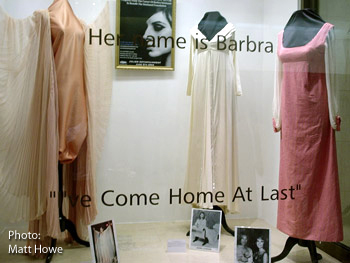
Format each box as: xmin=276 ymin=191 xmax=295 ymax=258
xmin=0 ymin=0 xmax=112 ymax=256
xmin=185 ymin=23 xmax=242 ymax=212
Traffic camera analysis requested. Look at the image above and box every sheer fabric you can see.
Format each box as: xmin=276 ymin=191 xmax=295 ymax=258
xmin=0 ymin=7 xmax=59 ymax=227
xmin=28 ymin=3 xmax=112 ymax=254
xmin=0 ymin=1 xmax=113 ymax=256
xmin=63 ymin=1 xmax=113 ymax=241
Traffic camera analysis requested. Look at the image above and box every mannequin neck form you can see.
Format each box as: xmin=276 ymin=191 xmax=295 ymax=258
xmin=198 ymin=11 xmax=228 ymax=41
xmin=201 ymin=11 xmax=225 ymax=23
xmin=283 ymin=9 xmax=326 ymax=48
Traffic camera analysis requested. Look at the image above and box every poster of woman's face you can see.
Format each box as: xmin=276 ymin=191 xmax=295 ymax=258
xmin=88 ymin=220 xmax=119 ymax=263
xmin=116 ymin=0 xmax=176 ymax=70
xmin=189 ymin=208 xmax=222 ymax=252
xmin=234 ymin=227 xmax=271 ymax=263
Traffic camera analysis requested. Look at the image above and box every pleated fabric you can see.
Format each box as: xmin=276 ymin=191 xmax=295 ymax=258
xmin=0 ymin=1 xmax=112 ymax=257
xmin=27 ymin=3 xmax=112 ymax=255
xmin=0 ymin=8 xmax=59 ymax=228
xmin=63 ymin=2 xmax=113 ymax=241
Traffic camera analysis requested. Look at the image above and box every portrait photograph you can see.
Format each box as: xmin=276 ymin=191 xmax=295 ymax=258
xmin=88 ymin=220 xmax=119 ymax=263
xmin=116 ymin=0 xmax=176 ymax=70
xmin=189 ymin=208 xmax=222 ymax=252
xmin=234 ymin=226 xmax=271 ymax=263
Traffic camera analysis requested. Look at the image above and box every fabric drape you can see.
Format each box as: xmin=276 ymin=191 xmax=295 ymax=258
xmin=185 ymin=23 xmax=241 ymax=212
xmin=0 ymin=7 xmax=59 ymax=229
xmin=273 ymin=23 xmax=343 ymax=242
xmin=0 ymin=1 xmax=113 ymax=256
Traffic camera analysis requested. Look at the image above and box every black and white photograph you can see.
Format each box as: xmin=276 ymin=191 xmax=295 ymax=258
xmin=234 ymin=226 xmax=271 ymax=263
xmin=189 ymin=208 xmax=222 ymax=252
xmin=116 ymin=0 xmax=176 ymax=70
xmin=88 ymin=220 xmax=119 ymax=263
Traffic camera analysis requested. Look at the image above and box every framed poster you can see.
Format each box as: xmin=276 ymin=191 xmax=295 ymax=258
xmin=88 ymin=220 xmax=120 ymax=263
xmin=189 ymin=208 xmax=222 ymax=252
xmin=234 ymin=226 xmax=271 ymax=263
xmin=116 ymin=0 xmax=176 ymax=70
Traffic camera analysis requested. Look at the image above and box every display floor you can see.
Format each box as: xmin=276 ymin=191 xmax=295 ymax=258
xmin=0 ymin=219 xmax=341 ymax=262
xmin=344 ymin=213 xmax=350 ymax=247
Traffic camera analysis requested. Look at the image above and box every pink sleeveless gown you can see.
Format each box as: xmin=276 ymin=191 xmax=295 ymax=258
xmin=277 ymin=23 xmax=343 ymax=242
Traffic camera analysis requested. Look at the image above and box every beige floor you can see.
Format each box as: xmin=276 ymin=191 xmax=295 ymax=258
xmin=0 ymin=219 xmax=342 ymax=263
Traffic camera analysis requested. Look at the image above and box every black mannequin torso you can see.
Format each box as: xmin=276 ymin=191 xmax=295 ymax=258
xmin=198 ymin=11 xmax=228 ymax=41
xmin=283 ymin=9 xmax=326 ymax=48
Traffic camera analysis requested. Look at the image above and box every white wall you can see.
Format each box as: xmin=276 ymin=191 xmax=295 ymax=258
xmin=97 ymin=0 xmax=298 ymax=224
xmin=0 ymin=0 xmax=298 ymax=226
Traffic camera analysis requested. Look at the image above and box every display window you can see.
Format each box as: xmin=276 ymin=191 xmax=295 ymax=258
xmin=0 ymin=0 xmax=349 ymax=262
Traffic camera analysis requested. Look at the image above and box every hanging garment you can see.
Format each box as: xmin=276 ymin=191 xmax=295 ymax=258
xmin=93 ymin=225 xmax=117 ymax=263
xmin=49 ymin=0 xmax=88 ymax=164
xmin=0 ymin=7 xmax=59 ymax=228
xmin=185 ymin=23 xmax=241 ymax=212
xmin=28 ymin=2 xmax=113 ymax=254
xmin=0 ymin=0 xmax=113 ymax=256
xmin=273 ymin=23 xmax=343 ymax=242
xmin=61 ymin=0 xmax=114 ymax=243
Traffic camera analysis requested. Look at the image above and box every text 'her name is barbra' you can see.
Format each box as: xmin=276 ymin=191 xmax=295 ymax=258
xmin=89 ymin=29 xmax=274 ymax=53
